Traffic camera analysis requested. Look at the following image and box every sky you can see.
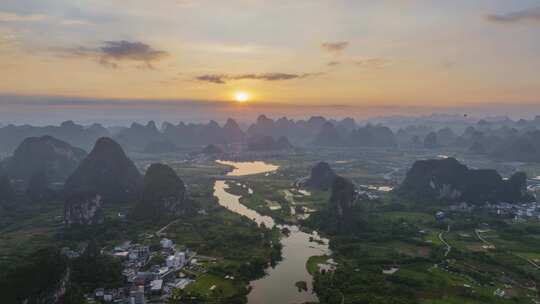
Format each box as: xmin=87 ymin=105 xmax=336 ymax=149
xmin=0 ymin=0 xmax=540 ymax=123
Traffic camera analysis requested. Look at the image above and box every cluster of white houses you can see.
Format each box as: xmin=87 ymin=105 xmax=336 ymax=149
xmin=487 ymin=201 xmax=540 ymax=220
xmin=446 ymin=201 xmax=540 ymax=221
xmin=88 ymin=238 xmax=195 ymax=303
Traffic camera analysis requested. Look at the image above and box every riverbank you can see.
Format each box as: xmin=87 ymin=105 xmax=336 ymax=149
xmin=213 ymin=160 xmax=329 ymax=304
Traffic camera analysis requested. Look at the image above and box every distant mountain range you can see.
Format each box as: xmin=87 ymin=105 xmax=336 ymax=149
xmin=1 ymin=115 xmax=540 ymax=162
xmin=0 ymin=120 xmax=108 ymax=153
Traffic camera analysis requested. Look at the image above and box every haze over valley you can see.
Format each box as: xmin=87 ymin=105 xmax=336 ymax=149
xmin=1 ymin=1 xmax=540 ymax=304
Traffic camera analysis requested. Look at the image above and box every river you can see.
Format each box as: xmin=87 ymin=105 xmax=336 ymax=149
xmin=213 ymin=160 xmax=330 ymax=304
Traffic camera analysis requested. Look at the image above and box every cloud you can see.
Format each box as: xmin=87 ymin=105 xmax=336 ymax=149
xmin=100 ymin=41 xmax=167 ymax=63
xmin=321 ymin=41 xmax=349 ymax=52
xmin=0 ymin=11 xmax=47 ymax=22
xmin=353 ymin=57 xmax=391 ymax=69
xmin=486 ymin=6 xmax=540 ymax=24
xmin=235 ymin=73 xmax=314 ymax=81
xmin=62 ymin=19 xmax=89 ymax=26
xmin=442 ymin=60 xmax=457 ymax=69
xmin=62 ymin=40 xmax=169 ymax=69
xmin=196 ymin=72 xmax=319 ymax=84
xmin=353 ymin=57 xmax=392 ymax=69
xmin=196 ymin=74 xmax=227 ymax=84
xmin=327 ymin=61 xmax=340 ymax=66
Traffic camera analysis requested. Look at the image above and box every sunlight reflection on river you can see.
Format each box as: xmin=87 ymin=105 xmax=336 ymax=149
xmin=213 ymin=160 xmax=330 ymax=304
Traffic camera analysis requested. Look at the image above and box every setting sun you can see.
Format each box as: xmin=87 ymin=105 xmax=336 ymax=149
xmin=234 ymin=91 xmax=250 ymax=103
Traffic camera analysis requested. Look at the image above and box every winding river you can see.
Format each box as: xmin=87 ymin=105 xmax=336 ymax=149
xmin=213 ymin=160 xmax=329 ymax=304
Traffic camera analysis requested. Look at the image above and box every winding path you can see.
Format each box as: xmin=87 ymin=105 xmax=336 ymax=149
xmin=438 ymin=225 xmax=451 ymax=257
xmin=156 ymin=218 xmax=180 ymax=236
xmin=475 ymin=229 xmax=494 ymax=248
xmin=520 ymin=256 xmax=540 ymax=270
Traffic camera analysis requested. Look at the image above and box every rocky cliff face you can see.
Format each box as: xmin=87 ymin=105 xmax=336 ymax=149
xmin=397 ymin=157 xmax=533 ymax=204
xmin=50 ymin=267 xmax=70 ymax=304
xmin=64 ymin=137 xmax=142 ymax=224
xmin=132 ymin=163 xmax=186 ymax=221
xmin=1 ymin=135 xmax=87 ymax=183
xmin=328 ymin=176 xmax=358 ymax=233
xmin=64 ymin=191 xmax=103 ymax=225
xmin=300 ymin=162 xmax=337 ymax=190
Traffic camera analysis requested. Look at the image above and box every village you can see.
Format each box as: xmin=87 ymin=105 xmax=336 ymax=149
xmin=444 ymin=201 xmax=540 ymax=221
xmin=83 ymin=238 xmax=201 ymax=304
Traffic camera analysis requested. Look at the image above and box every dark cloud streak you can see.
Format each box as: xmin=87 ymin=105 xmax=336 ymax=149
xmin=62 ymin=40 xmax=168 ymax=69
xmin=196 ymin=72 xmax=319 ymax=84
xmin=196 ymin=74 xmax=227 ymax=84
xmin=353 ymin=57 xmax=390 ymax=69
xmin=486 ymin=6 xmax=540 ymax=24
xmin=321 ymin=41 xmax=349 ymax=52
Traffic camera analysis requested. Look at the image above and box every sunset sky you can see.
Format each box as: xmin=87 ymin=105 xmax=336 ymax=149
xmin=1 ymin=0 xmax=540 ymax=122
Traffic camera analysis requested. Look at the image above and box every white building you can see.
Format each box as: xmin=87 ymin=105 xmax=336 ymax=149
xmin=166 ymin=252 xmax=186 ymax=268
xmin=129 ymin=286 xmax=145 ymax=304
xmin=166 ymin=256 xmax=178 ymax=268
xmin=150 ymin=279 xmax=163 ymax=294
xmin=95 ymin=288 xmax=104 ymax=298
xmin=160 ymin=238 xmax=174 ymax=249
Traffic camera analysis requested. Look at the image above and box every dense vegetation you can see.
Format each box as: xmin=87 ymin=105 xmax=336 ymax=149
xmin=307 ymin=190 xmax=540 ymax=304
xmin=2 ymin=121 xmax=540 ymax=304
xmin=131 ymin=163 xmax=190 ymax=221
xmin=0 ymin=247 xmax=69 ymax=304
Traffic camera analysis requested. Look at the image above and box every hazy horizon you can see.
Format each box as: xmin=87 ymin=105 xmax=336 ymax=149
xmin=3 ymin=2 xmax=540 ymax=304
xmin=2 ymin=94 xmax=540 ymax=126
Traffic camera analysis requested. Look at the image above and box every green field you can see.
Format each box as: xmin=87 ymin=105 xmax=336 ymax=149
xmin=306 ymin=255 xmax=331 ymax=275
xmin=184 ymin=273 xmax=238 ymax=298
xmin=2 ymin=148 xmax=540 ymax=304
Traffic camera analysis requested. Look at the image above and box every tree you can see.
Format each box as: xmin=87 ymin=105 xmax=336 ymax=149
xmin=71 ymin=240 xmax=123 ymax=291
xmin=0 ymin=247 xmax=68 ymax=304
